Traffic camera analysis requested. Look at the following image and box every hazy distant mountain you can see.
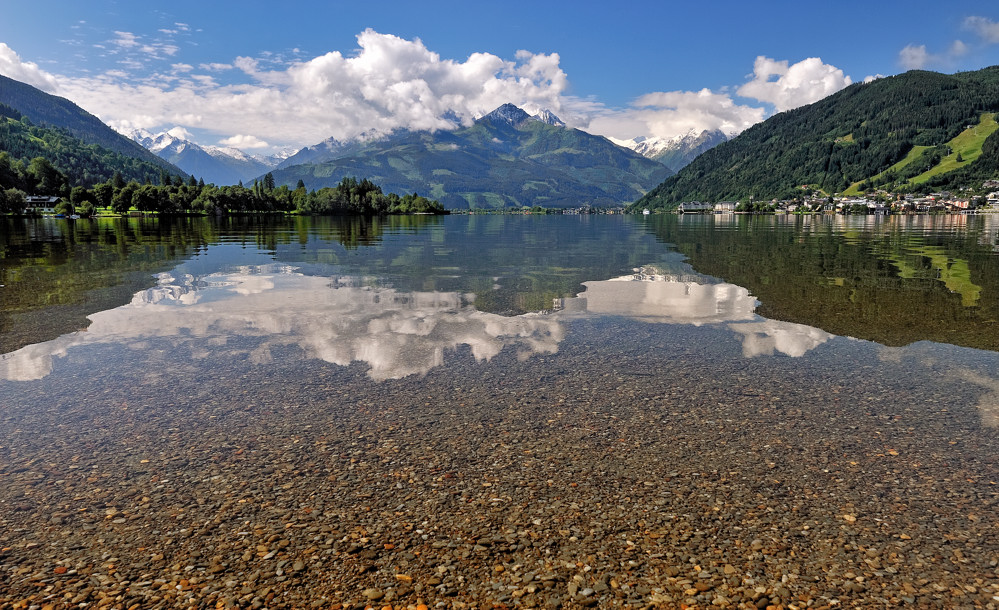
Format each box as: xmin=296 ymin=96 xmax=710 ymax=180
xmin=0 ymin=74 xmax=183 ymax=176
xmin=269 ymin=104 xmax=672 ymax=210
xmin=129 ymin=129 xmax=289 ymax=185
xmin=275 ymin=134 xmax=382 ymax=169
xmin=611 ymin=129 xmax=729 ymax=172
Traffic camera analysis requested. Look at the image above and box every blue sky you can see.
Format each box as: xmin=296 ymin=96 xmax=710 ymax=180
xmin=2 ymin=0 xmax=999 ymax=154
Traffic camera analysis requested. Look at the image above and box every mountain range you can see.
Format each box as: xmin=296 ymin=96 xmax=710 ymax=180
xmin=634 ymin=66 xmax=999 ymax=210
xmin=266 ymin=104 xmax=673 ymax=209
xmin=10 ymin=63 xmax=999 ymax=213
xmin=127 ymin=129 xmax=291 ymax=185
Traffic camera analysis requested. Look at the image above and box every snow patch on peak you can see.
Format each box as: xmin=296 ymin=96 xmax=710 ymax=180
xmin=532 ymin=109 xmax=565 ymax=127
xmin=478 ymin=104 xmax=566 ymax=128
xmin=204 ymin=145 xmax=254 ymax=162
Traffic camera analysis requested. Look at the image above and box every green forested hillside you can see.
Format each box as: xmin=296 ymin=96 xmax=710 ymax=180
xmin=0 ymin=74 xmax=179 ymax=174
xmin=271 ymin=105 xmax=672 ymax=209
xmin=633 ymin=67 xmax=999 ymax=210
xmin=0 ymin=104 xmax=178 ymax=193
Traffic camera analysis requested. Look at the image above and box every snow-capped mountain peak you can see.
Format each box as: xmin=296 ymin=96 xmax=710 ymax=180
xmin=127 ymin=128 xmax=286 ymax=185
xmin=482 ymin=103 xmax=532 ymax=126
xmin=609 ymin=129 xmax=729 ymax=172
xmin=479 ymin=104 xmax=567 ymax=128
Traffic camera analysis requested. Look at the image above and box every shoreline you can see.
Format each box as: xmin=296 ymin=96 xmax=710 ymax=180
xmin=1 ymin=318 xmax=996 ymax=608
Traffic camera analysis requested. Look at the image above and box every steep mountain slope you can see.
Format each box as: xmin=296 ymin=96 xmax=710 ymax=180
xmin=612 ymin=129 xmax=728 ymax=172
xmin=0 ymin=74 xmax=182 ymax=176
xmin=0 ymin=103 xmax=181 ymax=191
xmin=633 ymin=66 xmax=999 ymax=210
xmin=129 ymin=129 xmax=285 ymax=185
xmin=270 ymin=104 xmax=672 ymax=209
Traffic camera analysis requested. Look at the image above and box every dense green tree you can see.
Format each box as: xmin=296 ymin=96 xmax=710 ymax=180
xmin=93 ymin=182 xmax=114 ymax=208
xmin=70 ymin=185 xmax=89 ymax=204
xmin=0 ymin=188 xmax=26 ymax=213
xmin=76 ymin=201 xmax=96 ymax=217
xmin=112 ymin=182 xmax=138 ymax=215
xmin=27 ymin=156 xmax=66 ymax=196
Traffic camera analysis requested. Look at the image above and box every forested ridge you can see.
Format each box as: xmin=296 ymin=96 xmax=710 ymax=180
xmin=1 ymin=103 xmax=180 ymax=192
xmin=633 ymin=66 xmax=999 ymax=210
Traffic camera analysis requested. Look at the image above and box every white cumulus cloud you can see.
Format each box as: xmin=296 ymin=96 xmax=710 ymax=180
xmin=584 ymin=55 xmax=851 ymax=142
xmin=899 ymin=44 xmax=929 ymax=69
xmin=219 ymin=134 xmax=269 ymax=149
xmin=166 ymin=126 xmax=195 ymax=140
xmin=585 ymin=88 xmax=764 ymax=141
xmin=0 ymin=42 xmax=60 ymax=92
xmin=736 ymin=56 xmax=852 ymax=112
xmin=0 ymin=32 xmax=854 ymax=154
xmin=51 ymin=29 xmax=569 ymax=150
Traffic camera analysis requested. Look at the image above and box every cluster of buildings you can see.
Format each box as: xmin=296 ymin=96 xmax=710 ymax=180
xmin=672 ymin=186 xmax=999 ymax=215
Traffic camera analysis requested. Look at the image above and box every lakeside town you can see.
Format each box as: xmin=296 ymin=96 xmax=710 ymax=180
xmin=668 ymin=180 xmax=999 ymax=215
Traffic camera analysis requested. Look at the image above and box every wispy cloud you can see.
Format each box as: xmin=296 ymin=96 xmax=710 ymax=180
xmin=898 ymin=39 xmax=968 ymax=70
xmin=199 ymin=62 xmax=232 ymax=72
xmin=897 ymin=16 xmax=988 ymax=71
xmin=964 ymin=16 xmax=999 ymax=43
xmin=111 ymin=31 xmax=140 ymax=49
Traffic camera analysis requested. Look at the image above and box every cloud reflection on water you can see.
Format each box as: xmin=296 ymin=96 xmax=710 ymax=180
xmin=561 ymin=267 xmax=833 ymax=358
xmin=1 ymin=264 xmax=838 ymax=382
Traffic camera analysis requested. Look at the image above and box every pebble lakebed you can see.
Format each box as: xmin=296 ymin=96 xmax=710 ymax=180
xmin=1 ymin=318 xmax=997 ymax=609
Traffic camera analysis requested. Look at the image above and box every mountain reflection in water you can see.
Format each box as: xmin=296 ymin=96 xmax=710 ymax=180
xmin=0 ymin=264 xmax=838 ymax=382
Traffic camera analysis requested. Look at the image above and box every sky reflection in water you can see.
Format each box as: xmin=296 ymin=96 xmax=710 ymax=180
xmin=0 ymin=262 xmax=836 ymax=382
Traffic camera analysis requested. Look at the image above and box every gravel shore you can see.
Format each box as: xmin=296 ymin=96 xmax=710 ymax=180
xmin=1 ymin=318 xmax=998 ymax=608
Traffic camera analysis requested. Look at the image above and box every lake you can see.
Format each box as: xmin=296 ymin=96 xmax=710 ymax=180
xmin=2 ymin=213 xmax=998 ymax=607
